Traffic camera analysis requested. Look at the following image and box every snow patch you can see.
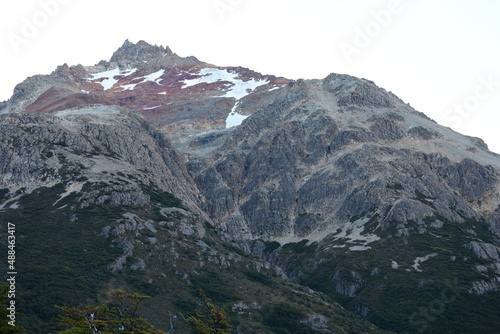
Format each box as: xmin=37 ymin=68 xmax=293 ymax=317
xmin=86 ymin=68 xmax=137 ymax=90
xmin=121 ymin=68 xmax=137 ymax=76
xmin=181 ymin=68 xmax=235 ymax=89
xmin=391 ymin=260 xmax=399 ymax=269
xmin=120 ymin=82 xmax=140 ymax=91
xmin=181 ymin=68 xmax=269 ymax=128
xmin=314 ymin=217 xmax=382 ymax=252
xmin=333 ymin=217 xmax=381 ymax=250
xmin=226 ymin=101 xmax=250 ymax=128
xmin=145 ymin=69 xmax=164 ymax=82
xmin=273 ymin=217 xmax=381 ymax=251
xmin=54 ymin=182 xmax=85 ymax=206
xmin=120 ymin=69 xmax=165 ymax=91
xmin=412 ymin=253 xmax=438 ymax=272
xmin=226 ymin=112 xmax=249 ymax=128
xmin=144 ymin=105 xmax=162 ymax=110
xmin=349 ymin=245 xmax=372 ymax=251
xmin=0 ymin=190 xmax=24 ymax=210
xmin=87 ymin=68 xmax=121 ymax=90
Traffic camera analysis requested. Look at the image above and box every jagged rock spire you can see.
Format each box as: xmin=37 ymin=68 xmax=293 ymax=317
xmin=109 ymin=39 xmax=174 ymax=68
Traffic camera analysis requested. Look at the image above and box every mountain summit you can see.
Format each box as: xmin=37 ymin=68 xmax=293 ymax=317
xmin=1 ymin=40 xmax=499 ymax=333
xmin=108 ymin=39 xmax=207 ymax=71
xmin=1 ymin=40 xmax=288 ymax=139
xmin=110 ymin=39 xmax=176 ymax=66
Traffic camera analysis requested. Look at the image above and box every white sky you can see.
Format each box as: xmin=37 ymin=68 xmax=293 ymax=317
xmin=1 ymin=0 xmax=499 ymax=153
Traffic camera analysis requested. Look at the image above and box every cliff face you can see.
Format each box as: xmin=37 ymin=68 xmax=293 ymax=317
xmin=1 ymin=40 xmax=500 ymax=333
xmin=183 ymin=73 xmax=500 ymax=333
xmin=1 ymin=105 xmax=389 ymax=334
xmin=189 ymin=74 xmax=499 ymax=241
xmin=0 ymin=105 xmax=201 ymax=213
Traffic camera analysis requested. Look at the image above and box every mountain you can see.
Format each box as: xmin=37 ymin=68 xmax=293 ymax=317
xmin=1 ymin=40 xmax=500 ymax=333
xmin=1 ymin=40 xmax=288 ymax=143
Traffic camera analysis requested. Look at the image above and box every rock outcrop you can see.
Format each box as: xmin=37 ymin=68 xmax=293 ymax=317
xmin=0 ymin=105 xmax=202 ymax=214
xmin=186 ymin=74 xmax=499 ymax=244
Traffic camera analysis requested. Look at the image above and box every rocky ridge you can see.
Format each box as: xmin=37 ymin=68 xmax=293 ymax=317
xmin=189 ymin=74 xmax=500 ymax=240
xmin=0 ymin=104 xmax=392 ymax=334
xmin=0 ymin=105 xmax=201 ymax=213
xmin=0 ymin=40 xmax=289 ymax=142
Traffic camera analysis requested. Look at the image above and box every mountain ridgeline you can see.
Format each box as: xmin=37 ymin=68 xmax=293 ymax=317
xmin=1 ymin=40 xmax=499 ymax=333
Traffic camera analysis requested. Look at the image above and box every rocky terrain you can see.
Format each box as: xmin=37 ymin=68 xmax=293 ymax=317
xmin=1 ymin=40 xmax=288 ymax=142
xmin=1 ymin=40 xmax=500 ymax=333
xmin=0 ymin=105 xmax=389 ymax=333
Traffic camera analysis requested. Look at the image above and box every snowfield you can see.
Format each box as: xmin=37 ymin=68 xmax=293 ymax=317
xmin=120 ymin=69 xmax=165 ymax=91
xmin=87 ymin=68 xmax=137 ymax=90
xmin=181 ymin=68 xmax=269 ymax=128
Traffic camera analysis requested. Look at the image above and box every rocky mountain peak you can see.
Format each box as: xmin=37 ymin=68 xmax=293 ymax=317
xmin=108 ymin=39 xmax=199 ymax=70
xmin=0 ymin=40 xmax=289 ymax=137
xmin=322 ymin=73 xmax=398 ymax=109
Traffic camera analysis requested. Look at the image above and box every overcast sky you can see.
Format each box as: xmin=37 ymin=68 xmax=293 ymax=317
xmin=1 ymin=0 xmax=499 ymax=152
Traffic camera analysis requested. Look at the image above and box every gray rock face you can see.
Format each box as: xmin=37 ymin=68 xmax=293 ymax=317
xmin=301 ymin=314 xmax=335 ymax=334
xmin=0 ymin=105 xmax=202 ymax=213
xmin=2 ymin=64 xmax=83 ymax=114
xmin=187 ymin=74 xmax=500 ymax=244
xmin=332 ymin=270 xmax=364 ymax=297
xmin=179 ymin=74 xmax=500 ymax=333
xmin=470 ymin=279 xmax=500 ymax=295
xmin=407 ymin=126 xmax=442 ymax=140
xmin=323 ymin=73 xmax=395 ymax=108
xmin=109 ymin=39 xmax=203 ymax=70
xmin=465 ymin=242 xmax=500 ymax=260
